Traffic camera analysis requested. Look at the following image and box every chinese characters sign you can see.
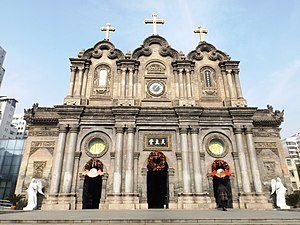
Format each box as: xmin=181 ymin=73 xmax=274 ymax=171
xmin=144 ymin=134 xmax=171 ymax=150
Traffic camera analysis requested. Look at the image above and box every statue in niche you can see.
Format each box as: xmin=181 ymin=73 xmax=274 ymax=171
xmin=23 ymin=178 xmax=44 ymax=210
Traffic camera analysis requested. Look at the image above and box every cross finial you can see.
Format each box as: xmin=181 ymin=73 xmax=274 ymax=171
xmin=101 ymin=23 xmax=115 ymax=41
xmin=194 ymin=25 xmax=208 ymax=42
xmin=145 ymin=13 xmax=164 ymax=35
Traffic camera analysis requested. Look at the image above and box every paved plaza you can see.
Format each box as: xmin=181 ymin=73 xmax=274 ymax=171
xmin=0 ymin=209 xmax=300 ymax=224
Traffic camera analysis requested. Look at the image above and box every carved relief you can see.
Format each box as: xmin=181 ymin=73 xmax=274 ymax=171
xmin=30 ymin=141 xmax=55 ymax=156
xmin=28 ymin=131 xmax=59 ymax=137
xmin=146 ymin=63 xmax=165 ymax=74
xmin=254 ymin=142 xmax=277 ymax=149
xmin=263 ymin=161 xmax=276 ymax=173
xmin=33 ymin=161 xmax=47 ymax=178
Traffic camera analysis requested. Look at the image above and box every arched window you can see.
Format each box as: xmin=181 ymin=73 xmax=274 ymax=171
xmin=204 ymin=69 xmax=212 ymax=87
xmin=98 ymin=69 xmax=108 ymax=87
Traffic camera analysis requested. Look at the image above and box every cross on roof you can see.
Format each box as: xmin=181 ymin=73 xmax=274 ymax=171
xmin=145 ymin=13 xmax=164 ymax=35
xmin=101 ymin=23 xmax=115 ymax=41
xmin=194 ymin=25 xmax=208 ymax=42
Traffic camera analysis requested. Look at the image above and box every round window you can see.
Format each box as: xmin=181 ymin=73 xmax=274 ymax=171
xmin=208 ymin=139 xmax=224 ymax=156
xmin=88 ymin=138 xmax=107 ymax=155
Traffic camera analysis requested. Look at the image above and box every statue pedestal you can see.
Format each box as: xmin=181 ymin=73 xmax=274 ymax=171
xmin=239 ymin=192 xmax=273 ymax=209
xmin=42 ymin=193 xmax=76 ymax=210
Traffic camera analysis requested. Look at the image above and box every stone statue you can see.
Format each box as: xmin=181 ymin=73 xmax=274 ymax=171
xmin=275 ymin=177 xmax=290 ymax=209
xmin=23 ymin=178 xmax=44 ymax=210
xmin=270 ymin=178 xmax=277 ymax=207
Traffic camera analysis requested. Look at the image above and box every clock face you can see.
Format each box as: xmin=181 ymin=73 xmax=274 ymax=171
xmin=148 ymin=81 xmax=164 ymax=96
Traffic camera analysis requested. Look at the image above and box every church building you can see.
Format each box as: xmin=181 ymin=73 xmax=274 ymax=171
xmin=16 ymin=14 xmax=289 ymax=210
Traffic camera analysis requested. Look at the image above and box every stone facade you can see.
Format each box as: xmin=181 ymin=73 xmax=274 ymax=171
xmin=16 ymin=35 xmax=289 ymax=210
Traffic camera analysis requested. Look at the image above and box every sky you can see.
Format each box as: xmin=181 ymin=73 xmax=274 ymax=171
xmin=0 ymin=0 xmax=299 ymax=139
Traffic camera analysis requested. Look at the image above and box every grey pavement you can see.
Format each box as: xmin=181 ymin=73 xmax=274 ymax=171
xmin=0 ymin=209 xmax=300 ymax=224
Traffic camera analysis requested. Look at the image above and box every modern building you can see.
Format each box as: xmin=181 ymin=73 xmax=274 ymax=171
xmin=0 ymin=139 xmax=25 ymax=200
xmin=16 ymin=19 xmax=289 ymax=210
xmin=0 ymin=97 xmax=18 ymax=140
xmin=0 ymin=47 xmax=6 ymax=89
xmin=282 ymin=132 xmax=300 ymax=190
xmin=12 ymin=114 xmax=27 ymax=139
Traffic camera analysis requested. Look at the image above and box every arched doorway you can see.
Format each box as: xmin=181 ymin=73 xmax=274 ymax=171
xmin=210 ymin=160 xmax=233 ymax=209
xmin=82 ymin=158 xmax=104 ymax=209
xmin=146 ymin=151 xmax=169 ymax=209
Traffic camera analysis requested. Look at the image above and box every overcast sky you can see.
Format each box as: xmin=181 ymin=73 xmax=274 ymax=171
xmin=0 ymin=0 xmax=299 ymax=139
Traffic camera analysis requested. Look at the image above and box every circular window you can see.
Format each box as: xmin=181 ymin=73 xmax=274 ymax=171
xmin=88 ymin=138 xmax=106 ymax=155
xmin=84 ymin=134 xmax=109 ymax=158
xmin=209 ymin=139 xmax=224 ymax=155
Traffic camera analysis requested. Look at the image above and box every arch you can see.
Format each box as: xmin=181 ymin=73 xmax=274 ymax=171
xmin=187 ymin=42 xmax=230 ymax=61
xmin=83 ymin=40 xmax=124 ymax=60
xmin=146 ymin=151 xmax=169 ymax=208
xmin=210 ymin=159 xmax=233 ymax=209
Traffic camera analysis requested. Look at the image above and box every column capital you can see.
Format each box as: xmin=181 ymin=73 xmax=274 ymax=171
xmin=69 ymin=125 xmax=79 ymax=133
xmin=127 ymin=126 xmax=136 ymax=133
xmin=179 ymin=127 xmax=188 ymax=134
xmin=175 ymin=152 xmax=182 ymax=160
xmin=58 ymin=124 xmax=68 ymax=133
xmin=245 ymin=125 xmax=253 ymax=134
xmin=70 ymin=66 xmax=77 ymax=72
xmin=116 ymin=126 xmax=124 ymax=133
xmin=190 ymin=127 xmax=199 ymax=134
xmin=133 ymin=152 xmax=140 ymax=159
xmin=233 ymin=125 xmax=243 ymax=134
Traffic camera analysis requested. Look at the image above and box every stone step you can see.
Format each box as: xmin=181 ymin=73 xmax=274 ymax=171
xmin=0 ymin=209 xmax=299 ymax=224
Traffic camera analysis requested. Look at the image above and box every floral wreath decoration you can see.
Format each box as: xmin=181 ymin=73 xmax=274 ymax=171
xmin=84 ymin=158 xmax=104 ymax=171
xmin=210 ymin=159 xmax=231 ymax=178
xmin=147 ymin=150 xmax=167 ymax=171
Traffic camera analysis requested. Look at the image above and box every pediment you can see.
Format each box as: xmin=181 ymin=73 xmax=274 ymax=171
xmin=82 ymin=40 xmax=124 ymax=60
xmin=132 ymin=35 xmax=179 ymax=60
xmin=187 ymin=41 xmax=231 ymax=61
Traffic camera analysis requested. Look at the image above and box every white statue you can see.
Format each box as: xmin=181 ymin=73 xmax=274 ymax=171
xmin=275 ymin=177 xmax=290 ymax=209
xmin=23 ymin=178 xmax=44 ymax=210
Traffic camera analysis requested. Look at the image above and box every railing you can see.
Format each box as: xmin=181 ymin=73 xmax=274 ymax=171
xmin=0 ymin=199 xmax=12 ymax=209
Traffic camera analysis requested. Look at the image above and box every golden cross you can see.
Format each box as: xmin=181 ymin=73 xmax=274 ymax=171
xmin=101 ymin=23 xmax=115 ymax=40
xmin=194 ymin=25 xmax=208 ymax=42
xmin=145 ymin=13 xmax=164 ymax=35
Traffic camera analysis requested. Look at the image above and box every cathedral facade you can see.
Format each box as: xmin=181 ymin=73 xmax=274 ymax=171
xmin=16 ymin=29 xmax=289 ymax=210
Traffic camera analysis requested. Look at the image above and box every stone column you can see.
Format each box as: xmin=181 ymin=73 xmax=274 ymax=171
xmin=186 ymin=69 xmax=192 ymax=98
xmin=175 ymin=152 xmax=183 ymax=193
xmin=128 ymin=68 xmax=133 ymax=98
xmin=234 ymin=125 xmax=251 ymax=193
xmin=81 ymin=66 xmax=89 ymax=96
xmin=49 ymin=125 xmax=67 ymax=194
xmin=226 ymin=69 xmax=235 ymax=99
xmin=68 ymin=67 xmax=76 ymax=97
xmin=113 ymin=126 xmax=124 ymax=193
xmin=133 ymin=152 xmax=140 ymax=193
xmin=125 ymin=127 xmax=135 ymax=193
xmin=221 ymin=70 xmax=230 ymax=99
xmin=180 ymin=127 xmax=191 ymax=193
xmin=233 ymin=69 xmax=243 ymax=99
xmin=245 ymin=126 xmax=263 ymax=193
xmin=62 ymin=125 xmax=79 ymax=193
xmin=75 ymin=68 xmax=84 ymax=96
xmin=191 ymin=127 xmax=202 ymax=193
xmin=179 ymin=69 xmax=184 ymax=98
xmin=120 ymin=68 xmax=126 ymax=98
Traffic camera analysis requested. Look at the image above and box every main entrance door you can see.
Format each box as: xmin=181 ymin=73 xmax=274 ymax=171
xmin=146 ymin=151 xmax=169 ymax=208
